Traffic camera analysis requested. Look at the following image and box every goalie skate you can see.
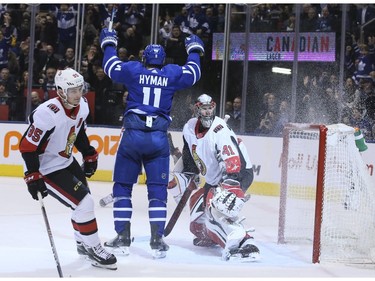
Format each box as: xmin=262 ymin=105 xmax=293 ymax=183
xmin=223 ymin=244 xmax=260 ymax=262
xmin=99 ymin=193 xmax=114 ymax=207
xmin=85 ymin=244 xmax=117 ymax=270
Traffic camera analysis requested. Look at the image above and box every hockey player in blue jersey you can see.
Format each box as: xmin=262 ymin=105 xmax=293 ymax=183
xmin=99 ymin=27 xmax=204 ymax=258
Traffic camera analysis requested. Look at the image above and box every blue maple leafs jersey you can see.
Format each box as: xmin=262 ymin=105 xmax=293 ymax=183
xmin=102 ymin=46 xmax=201 ymax=122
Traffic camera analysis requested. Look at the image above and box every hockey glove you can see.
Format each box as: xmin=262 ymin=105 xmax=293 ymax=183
xmin=83 ymin=150 xmax=98 ymax=178
xmin=24 ymin=171 xmax=48 ymax=201
xmin=185 ymin=34 xmax=205 ymax=56
xmin=210 ymin=186 xmax=245 ymax=219
xmin=100 ymin=28 xmax=118 ymax=51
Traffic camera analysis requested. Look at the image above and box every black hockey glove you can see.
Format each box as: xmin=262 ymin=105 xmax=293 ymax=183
xmin=24 ymin=171 xmax=48 ymax=200
xmin=83 ymin=150 xmax=98 ymax=178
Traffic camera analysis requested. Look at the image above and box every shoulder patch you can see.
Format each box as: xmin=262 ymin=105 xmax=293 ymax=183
xmin=213 ymin=124 xmax=224 ymax=133
xmin=47 ymin=103 xmax=60 ymax=114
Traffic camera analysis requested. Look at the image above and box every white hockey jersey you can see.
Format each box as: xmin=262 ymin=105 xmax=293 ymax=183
xmin=183 ymin=116 xmax=252 ymax=186
xmin=20 ymin=97 xmax=90 ymax=175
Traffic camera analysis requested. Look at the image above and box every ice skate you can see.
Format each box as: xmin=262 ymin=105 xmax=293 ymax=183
xmin=85 ymin=243 xmax=117 ymax=270
xmin=150 ymin=224 xmax=169 ymax=259
xmin=104 ymin=224 xmax=131 ymax=255
xmin=99 ymin=193 xmax=114 ymax=207
xmin=222 ymin=237 xmax=260 ymax=262
xmin=76 ymin=241 xmax=89 ymax=257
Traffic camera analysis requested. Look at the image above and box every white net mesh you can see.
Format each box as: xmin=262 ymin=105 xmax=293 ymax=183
xmin=279 ymin=123 xmax=375 ymax=263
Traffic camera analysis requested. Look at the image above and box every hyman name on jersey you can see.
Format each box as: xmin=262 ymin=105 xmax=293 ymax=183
xmin=139 ymin=75 xmax=168 ymax=87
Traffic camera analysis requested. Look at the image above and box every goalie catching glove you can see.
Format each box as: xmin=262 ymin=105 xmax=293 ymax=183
xmin=209 ymin=179 xmax=246 ymax=219
xmin=24 ymin=171 xmax=48 ymax=200
xmin=185 ymin=34 xmax=205 ymax=56
xmin=100 ymin=28 xmax=118 ymax=51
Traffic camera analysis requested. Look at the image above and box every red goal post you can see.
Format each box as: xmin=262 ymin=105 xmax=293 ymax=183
xmin=278 ymin=123 xmax=375 ymax=264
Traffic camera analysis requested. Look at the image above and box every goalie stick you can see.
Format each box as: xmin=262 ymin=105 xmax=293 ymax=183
xmin=164 ymin=174 xmax=198 ymax=237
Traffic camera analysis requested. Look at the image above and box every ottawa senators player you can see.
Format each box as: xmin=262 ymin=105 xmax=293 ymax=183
xmin=19 ymin=68 xmax=117 ymax=270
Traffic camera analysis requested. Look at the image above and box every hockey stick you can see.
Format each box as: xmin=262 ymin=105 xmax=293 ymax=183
xmin=108 ymin=6 xmax=117 ymax=32
xmin=167 ymin=132 xmax=182 ymax=163
xmin=37 ymin=193 xmax=64 ymax=278
xmin=164 ymin=174 xmax=198 ymax=237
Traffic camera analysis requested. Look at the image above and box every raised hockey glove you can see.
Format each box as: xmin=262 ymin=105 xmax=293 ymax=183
xmin=24 ymin=171 xmax=48 ymax=201
xmin=100 ymin=28 xmax=118 ymax=51
xmin=83 ymin=150 xmax=98 ymax=178
xmin=185 ymin=34 xmax=205 ymax=56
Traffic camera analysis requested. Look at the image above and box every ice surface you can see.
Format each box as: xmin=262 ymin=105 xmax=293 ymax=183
xmin=0 ymin=176 xmax=373 ymax=279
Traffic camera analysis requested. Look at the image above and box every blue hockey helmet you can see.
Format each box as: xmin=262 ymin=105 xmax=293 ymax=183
xmin=143 ymin=44 xmax=166 ymax=66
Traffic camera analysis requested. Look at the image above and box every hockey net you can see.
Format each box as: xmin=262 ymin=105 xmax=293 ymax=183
xmin=278 ymin=123 xmax=375 ymax=264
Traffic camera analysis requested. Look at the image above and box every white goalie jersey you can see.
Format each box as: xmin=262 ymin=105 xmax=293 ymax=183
xmin=21 ymin=97 xmax=90 ymax=175
xmin=182 ymin=116 xmax=252 ymax=186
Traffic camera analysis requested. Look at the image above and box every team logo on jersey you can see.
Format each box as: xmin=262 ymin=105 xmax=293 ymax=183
xmin=58 ymin=126 xmax=76 ymax=158
xmin=192 ymin=144 xmax=206 ymax=176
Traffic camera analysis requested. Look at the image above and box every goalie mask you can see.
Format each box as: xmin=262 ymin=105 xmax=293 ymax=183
xmin=195 ymin=94 xmax=216 ymax=128
xmin=55 ymin=68 xmax=84 ymax=108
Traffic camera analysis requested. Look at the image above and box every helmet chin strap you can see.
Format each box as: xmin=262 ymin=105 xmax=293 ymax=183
xmin=59 ymin=93 xmax=79 ymax=108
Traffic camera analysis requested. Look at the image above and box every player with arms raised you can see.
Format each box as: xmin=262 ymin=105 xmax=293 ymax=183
xmin=99 ymin=27 xmax=204 ymax=258
xmin=169 ymin=94 xmax=260 ymax=261
xmin=19 ymin=68 xmax=117 ymax=270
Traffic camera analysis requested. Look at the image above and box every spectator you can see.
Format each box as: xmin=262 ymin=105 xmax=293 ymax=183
xmin=258 ymin=92 xmax=278 ymax=123
xmin=165 ymin=25 xmax=187 ymax=66
xmin=224 ymin=100 xmax=233 ymax=115
xmin=98 ymin=4 xmax=120 ymax=31
xmin=353 ymin=77 xmax=374 ymax=114
xmin=117 ymin=26 xmax=143 ymax=58
xmin=50 ymin=4 xmax=77 ymax=56
xmin=118 ymin=4 xmax=146 ymax=34
xmin=216 ymin=4 xmax=225 ymax=32
xmin=0 ymin=67 xmax=17 ymax=96
xmin=82 ymin=9 xmax=99 ymax=49
xmin=30 ymin=90 xmax=42 ymax=112
xmin=0 ymin=80 xmax=10 ymax=106
xmin=59 ymin=47 xmax=75 ymax=69
xmin=0 ymin=16 xmax=12 ymax=70
xmin=254 ymin=110 xmax=277 ymax=135
xmin=173 ymin=6 xmax=191 ymax=35
xmin=272 ymin=100 xmax=291 ymax=136
xmin=227 ymin=96 xmax=241 ymax=132
xmin=316 ymin=6 xmax=334 ymax=31
xmin=355 ymin=4 xmax=375 ymax=43
xmin=34 ymin=44 xmax=61 ymax=82
xmin=282 ymin=13 xmax=295 ymax=31
xmin=159 ymin=21 xmax=172 ymax=47
xmin=117 ymin=47 xmax=129 ymax=62
xmin=109 ymin=90 xmax=128 ymax=127
xmin=41 ymin=66 xmax=57 ymax=101
xmin=86 ymin=66 xmax=113 ymax=125
xmin=300 ymin=6 xmax=318 ymax=32
xmin=187 ymin=4 xmax=209 ymax=37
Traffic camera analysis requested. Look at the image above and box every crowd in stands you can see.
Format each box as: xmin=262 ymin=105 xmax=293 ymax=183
xmin=0 ymin=3 xmax=374 ymax=141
